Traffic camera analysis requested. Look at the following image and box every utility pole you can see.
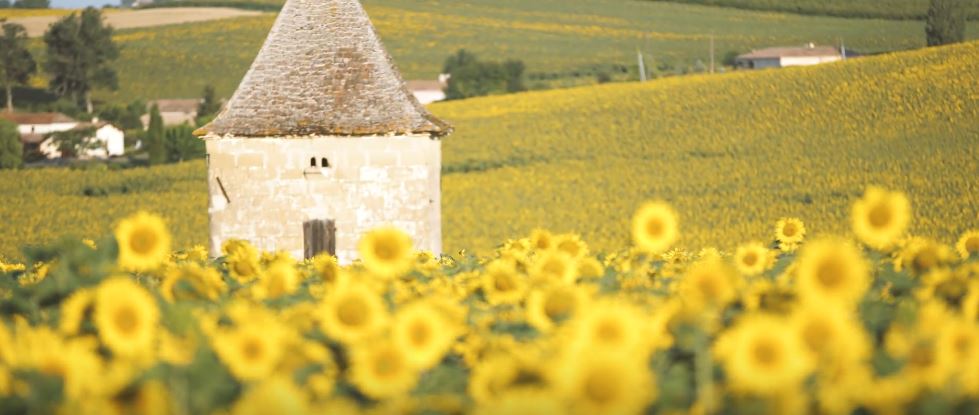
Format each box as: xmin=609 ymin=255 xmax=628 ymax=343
xmin=840 ymin=38 xmax=847 ymax=60
xmin=638 ymin=49 xmax=647 ymax=82
xmin=709 ymin=34 xmax=715 ymax=74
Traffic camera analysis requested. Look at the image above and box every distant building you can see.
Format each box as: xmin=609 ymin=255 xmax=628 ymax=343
xmin=406 ymin=75 xmax=450 ymax=104
xmin=735 ymin=43 xmax=843 ymax=70
xmin=141 ymin=99 xmax=201 ymax=128
xmin=0 ymin=112 xmax=125 ymax=160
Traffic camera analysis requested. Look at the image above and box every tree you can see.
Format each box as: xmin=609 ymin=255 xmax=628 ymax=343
xmin=12 ymin=0 xmax=48 ymax=8
xmin=197 ymin=84 xmax=221 ymax=123
xmin=43 ymin=7 xmax=119 ymax=113
xmin=165 ymin=124 xmax=204 ymax=162
xmin=47 ymin=126 xmax=97 ymax=158
xmin=0 ymin=119 xmax=21 ymax=169
xmin=0 ymin=1 xmax=11 ymax=8
xmin=926 ymin=0 xmax=966 ymax=46
xmin=146 ymin=103 xmax=166 ymax=165
xmin=442 ymin=50 xmax=524 ymax=100
xmin=503 ymin=60 xmax=526 ymax=93
xmin=0 ymin=22 xmax=36 ymax=112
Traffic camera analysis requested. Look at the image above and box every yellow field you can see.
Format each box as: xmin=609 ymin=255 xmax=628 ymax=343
xmin=0 ymin=41 xmax=976 ymax=261
xmin=0 ymin=9 xmax=75 ymax=19
xmin=437 ymin=40 xmax=979 ymax=254
xmin=0 ymin=200 xmax=977 ymax=413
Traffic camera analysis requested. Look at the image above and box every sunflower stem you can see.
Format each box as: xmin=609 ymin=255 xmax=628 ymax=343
xmin=695 ymin=325 xmax=715 ymax=414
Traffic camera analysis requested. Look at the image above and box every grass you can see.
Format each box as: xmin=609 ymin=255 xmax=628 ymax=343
xmin=1 ymin=40 xmax=976 ymax=260
xmin=73 ymin=0 xmax=978 ymax=103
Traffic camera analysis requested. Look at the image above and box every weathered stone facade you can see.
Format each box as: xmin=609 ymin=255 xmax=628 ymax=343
xmin=204 ymin=135 xmax=442 ymax=263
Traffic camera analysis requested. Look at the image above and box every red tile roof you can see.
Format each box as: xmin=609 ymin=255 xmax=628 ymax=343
xmin=0 ymin=112 xmax=77 ymax=125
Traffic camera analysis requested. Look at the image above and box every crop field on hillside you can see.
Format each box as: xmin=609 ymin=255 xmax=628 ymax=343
xmin=437 ymin=41 xmax=979 ymax=254
xmin=7 ymin=7 xmax=263 ymax=37
xmin=645 ymin=0 xmax=979 ymax=20
xmin=1 ymin=41 xmax=976 ymax=261
xmin=76 ymin=0 xmax=978 ymax=103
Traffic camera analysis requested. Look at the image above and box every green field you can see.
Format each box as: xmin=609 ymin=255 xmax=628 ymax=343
xmin=74 ymin=0 xmax=979 ymax=103
xmin=2 ymin=41 xmax=976 ymax=260
xmin=645 ymin=0 xmax=979 ymax=20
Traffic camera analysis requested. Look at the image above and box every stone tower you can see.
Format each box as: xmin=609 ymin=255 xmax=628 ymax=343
xmin=195 ymin=0 xmax=451 ymax=263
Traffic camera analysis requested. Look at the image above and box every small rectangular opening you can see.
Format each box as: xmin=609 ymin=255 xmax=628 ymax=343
xmin=303 ymin=219 xmax=336 ymax=259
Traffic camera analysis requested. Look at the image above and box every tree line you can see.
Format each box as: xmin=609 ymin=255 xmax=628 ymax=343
xmin=0 ymin=7 xmax=219 ymax=169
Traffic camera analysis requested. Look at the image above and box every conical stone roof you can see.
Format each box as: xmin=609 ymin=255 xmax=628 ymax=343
xmin=196 ymin=0 xmax=450 ymax=138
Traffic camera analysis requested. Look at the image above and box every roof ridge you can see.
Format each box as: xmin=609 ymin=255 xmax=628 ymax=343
xmin=196 ymin=0 xmax=450 ymax=138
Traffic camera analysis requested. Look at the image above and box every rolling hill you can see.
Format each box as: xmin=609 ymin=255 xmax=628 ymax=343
xmin=1 ymin=40 xmax=976 ymax=260
xmin=79 ymin=0 xmax=979 ymax=103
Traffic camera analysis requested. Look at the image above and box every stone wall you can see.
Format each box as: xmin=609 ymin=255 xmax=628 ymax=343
xmin=204 ymin=134 xmax=441 ymax=263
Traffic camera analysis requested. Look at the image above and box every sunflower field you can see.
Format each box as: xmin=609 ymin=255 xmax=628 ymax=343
xmin=1 ymin=186 xmax=978 ymax=414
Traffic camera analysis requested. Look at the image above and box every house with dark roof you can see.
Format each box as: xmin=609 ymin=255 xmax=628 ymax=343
xmin=141 ymin=99 xmax=202 ymax=128
xmin=735 ymin=43 xmax=843 ymax=69
xmin=0 ymin=112 xmax=125 ymax=159
xmin=195 ymin=0 xmax=451 ymax=262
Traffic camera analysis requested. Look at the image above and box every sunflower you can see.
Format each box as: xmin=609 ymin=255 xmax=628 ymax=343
xmin=311 ymin=253 xmax=341 ymax=285
xmin=577 ymin=257 xmax=605 ymax=279
xmin=222 ymin=239 xmax=253 ymax=257
xmin=358 ymin=227 xmax=415 ymax=279
xmin=794 ymin=238 xmax=869 ymax=307
xmin=774 ymin=217 xmax=806 ymax=251
xmin=226 ymin=245 xmax=262 ymax=283
xmin=255 ymin=259 xmax=299 ymax=299
xmin=231 ymin=377 xmax=309 ymax=415
xmin=852 ymin=187 xmax=911 ymax=251
xmin=790 ymin=304 xmax=871 ymax=364
xmin=94 ymin=277 xmax=159 ymax=358
xmin=938 ymin=319 xmax=979 ymax=392
xmin=554 ymin=233 xmax=589 ymax=260
xmin=677 ymin=258 xmax=739 ymax=313
xmin=473 ymin=390 xmax=564 ymax=415
xmin=468 ymin=353 xmax=552 ymax=404
xmin=631 ymin=201 xmax=679 ymax=255
xmin=160 ymin=263 xmax=227 ymax=302
xmin=114 ymin=211 xmax=172 ymax=272
xmin=556 ymin=351 xmax=655 ymax=415
xmin=348 ymin=340 xmax=420 ymax=400
xmin=526 ymin=283 xmax=589 ymax=332
xmin=530 ymin=250 xmax=578 ymax=285
xmin=59 ymin=288 xmax=94 ymax=336
xmin=212 ymin=322 xmax=286 ymax=381
xmin=895 ymin=238 xmax=955 ymax=276
xmin=529 ymin=229 xmax=554 ymax=252
xmin=568 ymin=299 xmax=647 ymax=355
xmin=392 ymin=301 xmax=457 ymax=370
xmin=714 ymin=314 xmax=813 ymax=395
xmin=734 ymin=242 xmax=771 ymax=276
xmin=319 ymin=281 xmax=389 ymax=345
xmin=957 ymin=230 xmax=979 ymax=260
xmin=481 ymin=260 xmax=528 ymax=306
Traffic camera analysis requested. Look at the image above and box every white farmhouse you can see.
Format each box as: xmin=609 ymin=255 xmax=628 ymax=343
xmin=735 ymin=43 xmax=843 ymax=69
xmin=406 ymin=77 xmax=448 ymax=105
xmin=195 ymin=0 xmax=451 ymax=262
xmin=0 ymin=112 xmax=126 ymax=159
